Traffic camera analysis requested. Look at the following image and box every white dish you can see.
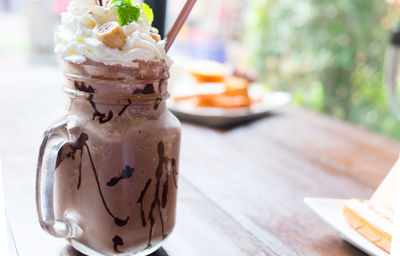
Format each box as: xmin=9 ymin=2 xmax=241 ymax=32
xmin=167 ymin=91 xmax=291 ymax=127
xmin=304 ymin=197 xmax=389 ymax=256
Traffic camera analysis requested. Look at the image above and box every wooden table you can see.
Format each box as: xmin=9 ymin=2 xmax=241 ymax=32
xmin=1 ymin=65 xmax=399 ymax=256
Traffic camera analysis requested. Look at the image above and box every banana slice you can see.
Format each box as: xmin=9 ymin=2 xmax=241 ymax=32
xmin=150 ymin=28 xmax=161 ymax=42
xmin=97 ymin=21 xmax=126 ymax=50
xmin=150 ymin=32 xmax=161 ymax=42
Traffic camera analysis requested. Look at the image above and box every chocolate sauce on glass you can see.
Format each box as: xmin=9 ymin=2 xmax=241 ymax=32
xmin=57 ymin=133 xmax=130 ymax=227
xmin=52 ymin=60 xmax=180 ymax=255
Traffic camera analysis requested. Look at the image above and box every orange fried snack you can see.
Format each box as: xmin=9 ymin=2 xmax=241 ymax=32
xmin=343 ymin=199 xmax=392 ymax=253
xmin=173 ymin=76 xmax=251 ymax=108
xmin=224 ymin=76 xmax=249 ymax=97
xmin=195 ymin=94 xmax=250 ymax=108
xmin=188 ymin=61 xmax=228 ymax=83
xmin=189 ymin=72 xmax=225 ymax=83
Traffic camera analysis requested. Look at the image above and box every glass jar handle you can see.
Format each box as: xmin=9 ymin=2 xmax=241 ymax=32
xmin=385 ymin=31 xmax=400 ymax=120
xmin=36 ymin=117 xmax=82 ymax=238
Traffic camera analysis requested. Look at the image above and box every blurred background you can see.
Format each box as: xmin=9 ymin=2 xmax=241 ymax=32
xmin=1 ymin=0 xmax=400 ymax=138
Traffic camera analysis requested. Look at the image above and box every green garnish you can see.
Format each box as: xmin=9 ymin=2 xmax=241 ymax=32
xmin=141 ymin=3 xmax=154 ymax=25
xmin=109 ymin=0 xmax=155 ymax=26
xmin=109 ymin=0 xmax=141 ymax=26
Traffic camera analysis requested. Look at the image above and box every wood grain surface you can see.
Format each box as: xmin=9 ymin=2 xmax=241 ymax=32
xmin=1 ymin=65 xmax=399 ymax=256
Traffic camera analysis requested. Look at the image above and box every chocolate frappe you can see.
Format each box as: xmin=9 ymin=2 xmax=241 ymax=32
xmin=36 ymin=1 xmax=182 ymax=255
xmin=54 ymin=60 xmax=180 ymax=255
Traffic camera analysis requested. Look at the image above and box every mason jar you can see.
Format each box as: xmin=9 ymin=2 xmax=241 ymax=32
xmin=36 ymin=60 xmax=181 ymax=256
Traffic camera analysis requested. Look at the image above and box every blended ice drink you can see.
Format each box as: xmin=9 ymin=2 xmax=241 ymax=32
xmin=36 ymin=1 xmax=181 ymax=255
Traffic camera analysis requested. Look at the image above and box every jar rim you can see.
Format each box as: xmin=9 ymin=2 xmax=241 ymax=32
xmin=64 ymin=87 xmax=169 ymax=105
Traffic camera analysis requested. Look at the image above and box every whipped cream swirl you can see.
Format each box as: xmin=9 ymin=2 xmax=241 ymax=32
xmin=55 ymin=0 xmax=171 ymax=67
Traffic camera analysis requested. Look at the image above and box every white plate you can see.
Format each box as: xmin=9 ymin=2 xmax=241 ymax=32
xmin=167 ymin=92 xmax=292 ymax=127
xmin=304 ymin=197 xmax=389 ymax=256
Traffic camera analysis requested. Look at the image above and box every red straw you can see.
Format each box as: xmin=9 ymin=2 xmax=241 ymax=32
xmin=165 ymin=0 xmax=197 ymax=52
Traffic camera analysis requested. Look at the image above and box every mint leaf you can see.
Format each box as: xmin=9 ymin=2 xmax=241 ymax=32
xmin=141 ymin=3 xmax=154 ymax=25
xmin=110 ymin=0 xmax=140 ymax=26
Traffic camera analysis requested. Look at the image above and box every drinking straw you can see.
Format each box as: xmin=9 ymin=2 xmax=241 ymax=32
xmin=165 ymin=0 xmax=197 ymax=52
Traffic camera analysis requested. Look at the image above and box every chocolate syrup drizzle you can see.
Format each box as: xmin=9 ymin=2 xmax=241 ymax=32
xmin=118 ymin=99 xmax=131 ymax=116
xmin=56 ymin=133 xmax=129 ymax=227
xmin=73 ymin=82 xmax=113 ymax=123
xmin=56 ymin=133 xmax=86 ymax=189
xmin=154 ymin=97 xmax=162 ymax=110
xmin=107 ymin=166 xmax=135 ymax=187
xmin=162 ymin=159 xmax=178 ymax=208
xmin=74 ymin=81 xmax=162 ymax=121
xmin=133 ymin=84 xmax=155 ymax=95
xmin=137 ymin=179 xmax=152 ymax=227
xmin=74 ymin=81 xmax=96 ymax=93
xmin=112 ymin=235 xmax=124 ymax=253
xmin=88 ymin=95 xmax=114 ymax=124
xmin=137 ymin=141 xmax=177 ymax=247
xmin=171 ymin=159 xmax=178 ymax=189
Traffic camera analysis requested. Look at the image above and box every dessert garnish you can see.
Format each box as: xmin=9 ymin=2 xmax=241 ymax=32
xmin=108 ymin=0 xmax=153 ymax=26
xmin=97 ymin=21 xmax=126 ymax=49
xmin=55 ymin=0 xmax=167 ymax=66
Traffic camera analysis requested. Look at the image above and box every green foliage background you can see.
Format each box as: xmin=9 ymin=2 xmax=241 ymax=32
xmin=244 ymin=0 xmax=400 ymax=139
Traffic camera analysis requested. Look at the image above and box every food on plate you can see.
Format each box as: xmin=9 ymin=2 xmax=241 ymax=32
xmin=343 ymin=158 xmax=400 ymax=253
xmin=173 ymin=61 xmax=258 ymax=109
xmin=343 ymin=199 xmax=392 ymax=253
xmin=188 ymin=60 xmax=228 ymax=83
xmin=173 ymin=75 xmax=251 ymax=108
xmin=195 ymin=94 xmax=251 ymax=108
